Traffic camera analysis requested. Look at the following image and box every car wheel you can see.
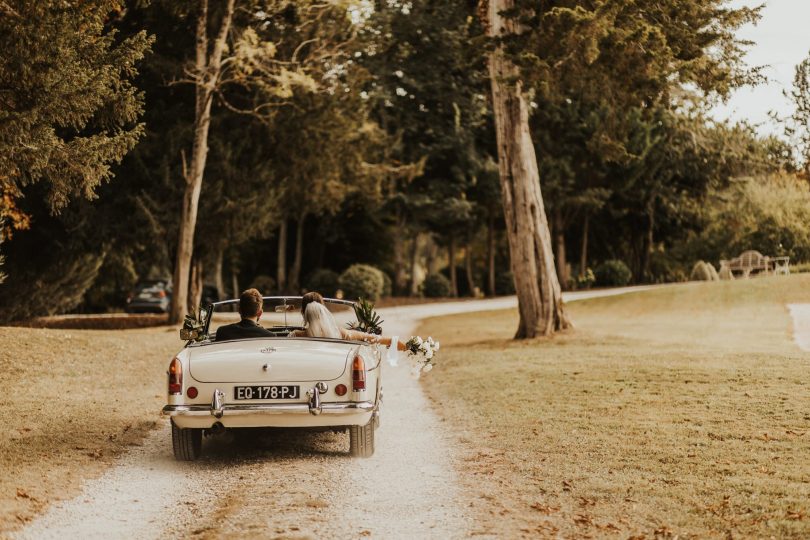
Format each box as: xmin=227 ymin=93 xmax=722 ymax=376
xmin=349 ymin=419 xmax=374 ymax=458
xmin=171 ymin=420 xmax=202 ymax=461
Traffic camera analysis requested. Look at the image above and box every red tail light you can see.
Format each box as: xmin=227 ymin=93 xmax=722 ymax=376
xmin=352 ymin=355 xmax=366 ymax=391
xmin=335 ymin=384 xmax=347 ymax=396
xmin=156 ymin=290 xmax=167 ymax=298
xmin=168 ymin=358 xmax=182 ymax=395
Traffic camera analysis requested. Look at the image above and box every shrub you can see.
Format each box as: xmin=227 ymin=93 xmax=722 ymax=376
xmin=338 ymin=264 xmax=385 ymax=301
xmin=575 ymin=268 xmax=595 ymax=290
xmin=303 ymin=269 xmax=339 ymax=297
xmin=250 ymin=274 xmax=276 ymax=295
xmin=689 ymin=262 xmax=705 ymax=281
xmin=495 ymin=271 xmax=516 ymax=295
xmin=594 ymin=260 xmax=632 ymax=287
xmin=689 ymin=261 xmax=717 ymax=281
xmin=421 ymin=273 xmax=452 ymax=298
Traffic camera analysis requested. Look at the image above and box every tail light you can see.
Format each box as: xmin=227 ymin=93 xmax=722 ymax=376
xmin=335 ymin=384 xmax=347 ymax=396
xmin=168 ymin=358 xmax=182 ymax=395
xmin=352 ymin=355 xmax=366 ymax=391
xmin=156 ymin=290 xmax=167 ymax=298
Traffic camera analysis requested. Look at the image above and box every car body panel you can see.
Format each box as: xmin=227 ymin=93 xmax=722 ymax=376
xmin=188 ymin=338 xmax=353 ymax=382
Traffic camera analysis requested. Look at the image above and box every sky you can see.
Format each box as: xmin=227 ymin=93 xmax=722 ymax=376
xmin=711 ymin=0 xmax=810 ymax=136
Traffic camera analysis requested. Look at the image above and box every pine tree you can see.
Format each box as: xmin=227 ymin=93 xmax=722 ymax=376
xmin=0 ymin=0 xmax=152 ymax=235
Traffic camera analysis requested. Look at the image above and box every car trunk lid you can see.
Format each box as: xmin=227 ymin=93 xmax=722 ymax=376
xmin=188 ymin=338 xmax=353 ymax=383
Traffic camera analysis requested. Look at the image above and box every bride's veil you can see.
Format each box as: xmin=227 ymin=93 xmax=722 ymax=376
xmin=304 ymin=301 xmax=342 ymax=339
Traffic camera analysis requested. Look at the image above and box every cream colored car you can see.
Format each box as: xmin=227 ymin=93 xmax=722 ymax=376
xmin=162 ymin=297 xmax=381 ymax=461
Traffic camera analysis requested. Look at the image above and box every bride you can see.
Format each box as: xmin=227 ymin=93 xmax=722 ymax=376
xmin=291 ymin=292 xmax=406 ymax=350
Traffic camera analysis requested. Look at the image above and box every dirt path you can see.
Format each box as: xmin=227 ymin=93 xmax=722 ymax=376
xmin=14 ymin=287 xmax=656 ymax=539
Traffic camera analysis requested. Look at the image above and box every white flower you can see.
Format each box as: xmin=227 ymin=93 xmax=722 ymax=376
xmin=433 ymin=342 xmax=440 ymax=351
xmin=425 ymin=349 xmax=433 ymax=359
xmin=415 ymin=336 xmax=423 ymax=346
xmin=423 ymin=363 xmax=433 ymax=372
xmin=420 ymin=342 xmax=430 ymax=353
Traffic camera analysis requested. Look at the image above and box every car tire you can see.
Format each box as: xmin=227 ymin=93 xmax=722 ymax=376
xmin=171 ymin=420 xmax=202 ymax=461
xmin=349 ymin=419 xmax=374 ymax=458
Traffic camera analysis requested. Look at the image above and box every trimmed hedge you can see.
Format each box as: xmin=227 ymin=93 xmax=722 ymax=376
xmin=249 ymin=274 xmax=276 ymax=295
xmin=421 ymin=273 xmax=452 ymax=298
xmin=594 ymin=260 xmax=632 ymax=287
xmin=303 ymin=269 xmax=340 ymax=297
xmin=338 ymin=264 xmax=385 ymax=301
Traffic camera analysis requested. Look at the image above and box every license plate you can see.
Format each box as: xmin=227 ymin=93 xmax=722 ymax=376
xmin=234 ymin=385 xmax=299 ymax=400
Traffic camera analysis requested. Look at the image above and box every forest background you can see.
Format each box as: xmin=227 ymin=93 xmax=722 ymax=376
xmin=2 ymin=0 xmax=810 ymax=324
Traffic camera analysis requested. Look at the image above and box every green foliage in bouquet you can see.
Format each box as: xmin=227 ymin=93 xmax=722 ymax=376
xmin=348 ymin=298 xmax=383 ymax=335
xmin=180 ymin=305 xmax=209 ymax=342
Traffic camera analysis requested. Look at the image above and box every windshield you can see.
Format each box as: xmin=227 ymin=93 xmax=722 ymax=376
xmin=204 ymin=296 xmax=354 ymax=337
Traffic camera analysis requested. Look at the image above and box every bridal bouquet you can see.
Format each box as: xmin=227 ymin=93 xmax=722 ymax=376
xmin=404 ymin=336 xmax=440 ymax=376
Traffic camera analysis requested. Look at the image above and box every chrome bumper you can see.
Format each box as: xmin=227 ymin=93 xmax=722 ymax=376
xmin=162 ymin=401 xmax=375 ymax=418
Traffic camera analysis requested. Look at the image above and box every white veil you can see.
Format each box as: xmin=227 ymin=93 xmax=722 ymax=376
xmin=304 ymin=302 xmax=343 ymax=339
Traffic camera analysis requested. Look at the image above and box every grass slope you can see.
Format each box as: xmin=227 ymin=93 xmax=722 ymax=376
xmin=421 ymin=275 xmax=810 ymax=538
xmin=0 ymin=326 xmax=179 ymax=533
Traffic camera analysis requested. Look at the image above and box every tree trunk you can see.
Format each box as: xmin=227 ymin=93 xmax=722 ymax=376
xmin=580 ymin=213 xmax=589 ymax=276
xmin=276 ymin=218 xmax=287 ymax=292
xmin=485 ymin=0 xmax=570 ymax=337
xmin=169 ymin=0 xmax=235 ymax=324
xmin=289 ymin=214 xmax=306 ymax=292
xmin=231 ymin=260 xmax=239 ymax=305
xmin=392 ymin=210 xmax=407 ymax=295
xmin=642 ymin=197 xmax=655 ymax=283
xmin=213 ymin=246 xmax=224 ymax=301
xmin=487 ymin=209 xmax=496 ymax=296
xmin=553 ymin=207 xmax=570 ymax=290
xmin=465 ymin=233 xmax=476 ymax=297
xmin=448 ymin=234 xmax=458 ymax=297
xmin=426 ymin=236 xmax=438 ymax=275
xmin=187 ymin=257 xmax=203 ymax=315
xmin=408 ymin=233 xmax=421 ymax=296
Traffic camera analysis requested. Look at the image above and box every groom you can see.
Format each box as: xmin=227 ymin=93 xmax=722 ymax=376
xmin=215 ymin=288 xmax=274 ymax=341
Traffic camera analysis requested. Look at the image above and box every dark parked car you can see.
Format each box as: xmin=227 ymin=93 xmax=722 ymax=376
xmin=126 ymin=280 xmax=172 ymax=313
xmin=125 ymin=280 xmax=219 ymax=314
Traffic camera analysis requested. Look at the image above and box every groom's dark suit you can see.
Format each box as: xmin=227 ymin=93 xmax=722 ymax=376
xmin=215 ymin=319 xmax=274 ymax=341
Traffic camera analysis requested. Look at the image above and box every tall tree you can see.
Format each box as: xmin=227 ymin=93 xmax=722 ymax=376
xmin=786 ymin=51 xmax=810 ymax=177
xmin=169 ymin=0 xmax=235 ymax=323
xmin=0 ymin=0 xmax=151 ymax=240
xmin=168 ymin=0 xmax=348 ymax=321
xmin=484 ymin=0 xmax=570 ymax=337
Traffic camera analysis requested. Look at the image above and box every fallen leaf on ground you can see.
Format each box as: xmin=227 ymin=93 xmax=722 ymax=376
xmin=562 ymin=480 xmax=573 ymax=491
xmin=530 ymin=502 xmax=559 ymax=514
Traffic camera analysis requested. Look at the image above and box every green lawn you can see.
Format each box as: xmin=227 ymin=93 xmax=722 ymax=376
xmin=420 ymin=275 xmax=810 ymax=538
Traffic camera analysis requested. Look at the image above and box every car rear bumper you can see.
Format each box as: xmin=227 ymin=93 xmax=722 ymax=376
xmin=163 ymin=401 xmax=376 ymax=429
xmin=163 ymin=401 xmax=374 ymax=416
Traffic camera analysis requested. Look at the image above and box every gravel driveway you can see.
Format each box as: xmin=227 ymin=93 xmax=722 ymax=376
xmin=15 ymin=287 xmax=656 ymax=539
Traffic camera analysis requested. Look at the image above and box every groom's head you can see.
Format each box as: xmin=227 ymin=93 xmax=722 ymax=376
xmin=301 ymin=291 xmax=324 ymax=315
xmin=239 ymin=288 xmax=264 ymax=320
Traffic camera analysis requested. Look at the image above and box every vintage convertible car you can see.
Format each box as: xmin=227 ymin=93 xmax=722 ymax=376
xmin=161 ymin=297 xmax=381 ymax=461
